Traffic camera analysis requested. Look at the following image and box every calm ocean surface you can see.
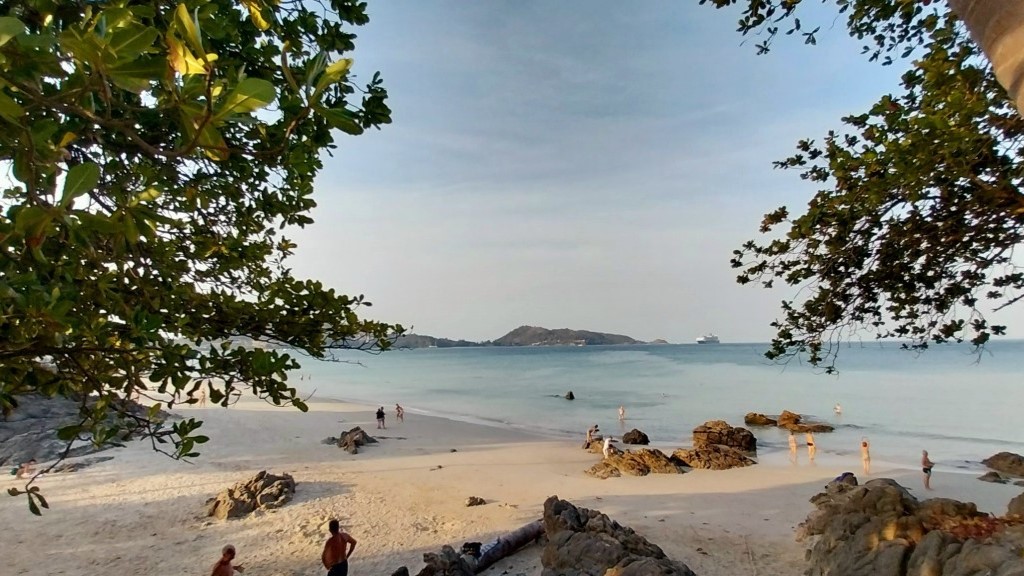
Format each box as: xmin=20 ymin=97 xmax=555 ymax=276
xmin=289 ymin=341 xmax=1024 ymax=473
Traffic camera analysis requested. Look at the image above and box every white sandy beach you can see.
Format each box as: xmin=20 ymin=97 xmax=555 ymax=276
xmin=2 ymin=399 xmax=1021 ymax=576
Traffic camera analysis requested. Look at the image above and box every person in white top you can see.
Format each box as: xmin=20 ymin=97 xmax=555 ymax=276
xmin=618 ymin=405 xmax=625 ymax=421
xmin=834 ymin=403 xmax=842 ymax=415
xmin=603 ymin=437 xmax=614 ymax=459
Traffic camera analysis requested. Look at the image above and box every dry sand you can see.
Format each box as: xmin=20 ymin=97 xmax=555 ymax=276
xmin=2 ymin=398 xmax=1020 ymax=576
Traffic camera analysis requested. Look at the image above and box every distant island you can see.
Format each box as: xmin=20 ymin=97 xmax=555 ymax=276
xmin=393 ymin=325 xmax=668 ymax=349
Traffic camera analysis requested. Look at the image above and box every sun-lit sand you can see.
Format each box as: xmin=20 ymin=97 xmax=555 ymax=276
xmin=2 ymin=398 xmax=1020 ymax=576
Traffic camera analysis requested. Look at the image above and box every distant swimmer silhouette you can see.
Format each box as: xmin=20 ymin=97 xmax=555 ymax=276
xmin=834 ymin=403 xmax=843 ymax=416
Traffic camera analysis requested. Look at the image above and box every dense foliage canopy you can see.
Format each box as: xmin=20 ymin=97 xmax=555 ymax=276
xmin=0 ymin=0 xmax=402 ymax=512
xmin=703 ymin=0 xmax=1024 ymax=370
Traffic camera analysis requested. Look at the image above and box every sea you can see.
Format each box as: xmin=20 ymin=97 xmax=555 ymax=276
xmin=288 ymin=341 xmax=1024 ymax=474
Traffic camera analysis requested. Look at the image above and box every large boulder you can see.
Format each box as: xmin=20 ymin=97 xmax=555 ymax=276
xmin=1009 ymin=493 xmax=1024 ymax=518
xmin=541 ymin=496 xmax=696 ymax=576
xmin=621 ymin=429 xmax=650 ymax=445
xmin=336 ymin=426 xmax=377 ymax=454
xmin=775 ymin=410 xmax=834 ymax=433
xmin=983 ymin=452 xmax=1024 ymax=477
xmin=205 ymin=471 xmax=296 ymax=520
xmin=586 ymin=448 xmax=683 ymax=479
xmin=691 ymin=420 xmax=757 ymax=454
xmin=672 ymin=444 xmax=755 ymax=470
xmin=744 ymin=412 xmax=777 ymax=426
xmin=798 ymin=477 xmax=1024 ymax=576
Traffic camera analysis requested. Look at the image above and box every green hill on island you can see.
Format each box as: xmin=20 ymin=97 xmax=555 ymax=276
xmin=394 ymin=325 xmax=651 ymax=348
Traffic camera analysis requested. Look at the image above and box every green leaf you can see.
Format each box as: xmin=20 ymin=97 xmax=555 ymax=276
xmin=28 ymin=497 xmax=40 ymax=516
xmin=0 ymin=88 xmax=24 ymax=123
xmin=62 ymin=162 xmax=101 ymax=206
xmin=318 ymin=107 xmax=363 ymax=135
xmin=107 ymin=25 xmax=159 ymax=58
xmin=214 ymin=78 xmax=275 ymax=122
xmin=0 ymin=17 xmax=25 ymax=47
xmin=108 ymin=57 xmax=167 ymax=93
xmin=174 ymin=3 xmax=204 ymax=57
xmin=314 ymin=58 xmax=353 ymax=97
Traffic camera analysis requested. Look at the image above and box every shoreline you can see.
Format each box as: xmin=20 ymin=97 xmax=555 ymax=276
xmin=2 ymin=398 xmax=1021 ymax=576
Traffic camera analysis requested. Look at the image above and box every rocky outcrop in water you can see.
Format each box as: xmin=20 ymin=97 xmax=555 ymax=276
xmin=585 ymin=448 xmax=683 ymax=479
xmin=330 ymin=426 xmax=377 ymax=454
xmin=621 ymin=429 xmax=650 ymax=445
xmin=205 ymin=471 xmax=296 ymax=520
xmin=744 ymin=412 xmax=777 ymax=426
xmin=798 ymin=476 xmax=1024 ymax=576
xmin=983 ymin=452 xmax=1024 ymax=477
xmin=776 ymin=410 xmax=834 ymax=433
xmin=691 ymin=420 xmax=757 ymax=454
xmin=542 ymin=496 xmax=696 ymax=576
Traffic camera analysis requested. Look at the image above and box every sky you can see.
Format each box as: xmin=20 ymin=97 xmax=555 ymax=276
xmin=288 ymin=1 xmax=910 ymax=343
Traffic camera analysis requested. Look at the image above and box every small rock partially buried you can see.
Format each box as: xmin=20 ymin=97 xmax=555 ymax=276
xmin=465 ymin=496 xmax=486 ymax=507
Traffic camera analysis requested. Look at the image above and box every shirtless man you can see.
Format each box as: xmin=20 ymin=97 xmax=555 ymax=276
xmin=618 ymin=405 xmax=625 ymax=422
xmin=584 ymin=424 xmax=599 ymax=449
xmin=198 ymin=386 xmax=207 ymax=407
xmin=211 ymin=544 xmax=244 ymax=576
xmin=861 ymin=438 xmax=871 ymax=475
xmin=805 ymin=432 xmax=816 ymax=461
xmin=322 ymin=519 xmax=358 ymax=576
xmin=788 ymin=432 xmax=797 ymax=462
xmin=922 ymin=450 xmax=935 ymax=490
xmin=15 ymin=459 xmax=36 ymax=479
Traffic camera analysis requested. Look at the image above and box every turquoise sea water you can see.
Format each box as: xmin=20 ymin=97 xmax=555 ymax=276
xmin=289 ymin=341 xmax=1024 ymax=472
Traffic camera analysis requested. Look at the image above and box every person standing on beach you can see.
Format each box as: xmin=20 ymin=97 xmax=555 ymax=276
xmin=805 ymin=432 xmax=816 ymax=461
xmin=322 ymin=519 xmax=357 ymax=576
xmin=861 ymin=438 xmax=871 ymax=475
xmin=603 ymin=436 xmax=614 ymax=459
xmin=584 ymin=424 xmax=599 ymax=449
xmin=922 ymin=450 xmax=935 ymax=490
xmin=211 ymin=544 xmax=244 ymax=576
xmin=618 ymin=405 xmax=625 ymax=421
xmin=833 ymin=403 xmax=842 ymax=416
xmin=788 ymin=432 xmax=798 ymax=462
xmin=198 ymin=385 xmax=207 ymax=407
xmin=375 ymin=406 xmax=386 ymax=429
xmin=395 ymin=404 xmax=404 ymax=423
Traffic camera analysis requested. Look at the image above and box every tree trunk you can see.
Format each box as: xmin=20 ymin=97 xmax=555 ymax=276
xmin=948 ymin=0 xmax=1024 ymax=117
xmin=474 ymin=519 xmax=544 ymax=574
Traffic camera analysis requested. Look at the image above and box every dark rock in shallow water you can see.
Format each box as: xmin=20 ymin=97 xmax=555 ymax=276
xmin=979 ymin=471 xmax=1009 ymax=484
xmin=564 ymin=391 xmax=575 ymax=400
xmin=983 ymin=451 xmax=1024 ymax=477
xmin=541 ymin=496 xmax=696 ymax=576
xmin=744 ymin=412 xmax=777 ymax=426
xmin=621 ymin=428 xmax=650 ymax=445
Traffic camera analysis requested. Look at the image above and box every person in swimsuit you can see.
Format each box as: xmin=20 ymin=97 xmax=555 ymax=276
xmin=922 ymin=450 xmax=934 ymax=490
xmin=618 ymin=405 xmax=625 ymax=421
xmin=322 ymin=519 xmax=357 ymax=576
xmin=861 ymin=438 xmax=871 ymax=475
xmin=15 ymin=459 xmax=36 ymax=479
xmin=395 ymin=404 xmax=404 ymax=423
xmin=211 ymin=544 xmax=244 ymax=576
xmin=602 ymin=436 xmax=615 ymax=459
xmin=376 ymin=406 xmax=386 ymax=429
xmin=805 ymin=432 xmax=816 ymax=461
xmin=584 ymin=424 xmax=599 ymax=449
xmin=788 ymin=432 xmax=798 ymax=462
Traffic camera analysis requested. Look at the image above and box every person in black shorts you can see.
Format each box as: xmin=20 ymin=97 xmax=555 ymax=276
xmin=376 ymin=406 xmax=386 ymax=429
xmin=921 ymin=450 xmax=934 ymax=490
xmin=322 ymin=520 xmax=357 ymax=576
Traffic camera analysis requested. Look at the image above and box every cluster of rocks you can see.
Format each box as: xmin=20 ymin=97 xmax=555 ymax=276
xmin=205 ymin=471 xmax=296 ymax=520
xmin=0 ymin=394 xmax=159 ymax=467
xmin=798 ymin=475 xmax=1024 ymax=576
xmin=392 ymin=497 xmax=696 ymax=576
xmin=541 ymin=496 xmax=696 ymax=575
xmin=586 ymin=448 xmax=684 ymax=479
xmin=983 ymin=452 xmax=1024 ymax=477
xmin=744 ymin=410 xmax=834 ymax=433
xmin=322 ymin=426 xmax=378 ymax=454
xmin=672 ymin=420 xmax=756 ymax=470
xmin=585 ymin=420 xmax=757 ymax=477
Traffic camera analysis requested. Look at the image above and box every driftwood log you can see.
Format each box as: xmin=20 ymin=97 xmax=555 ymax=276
xmin=475 ymin=519 xmax=544 ymax=573
xmin=403 ymin=519 xmax=544 ymax=575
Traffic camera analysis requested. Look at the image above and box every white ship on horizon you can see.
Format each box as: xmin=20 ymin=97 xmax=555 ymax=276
xmin=696 ymin=333 xmax=720 ymax=344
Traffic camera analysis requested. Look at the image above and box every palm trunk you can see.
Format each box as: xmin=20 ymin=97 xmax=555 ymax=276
xmin=948 ymin=0 xmax=1024 ymax=117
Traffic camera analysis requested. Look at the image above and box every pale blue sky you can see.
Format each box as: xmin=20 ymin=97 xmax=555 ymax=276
xmin=289 ymin=1 xmax=911 ymax=343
